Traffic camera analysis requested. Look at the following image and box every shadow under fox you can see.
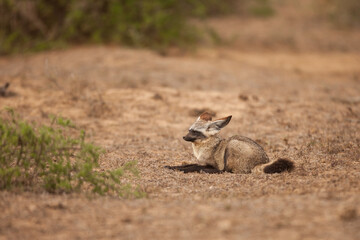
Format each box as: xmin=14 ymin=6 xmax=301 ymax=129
xmin=166 ymin=112 xmax=294 ymax=174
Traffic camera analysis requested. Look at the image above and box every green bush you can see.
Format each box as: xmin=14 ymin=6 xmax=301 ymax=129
xmin=0 ymin=0 xmax=237 ymax=54
xmin=0 ymin=108 xmax=144 ymax=197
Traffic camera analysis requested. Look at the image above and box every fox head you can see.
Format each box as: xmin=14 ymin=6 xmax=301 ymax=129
xmin=183 ymin=112 xmax=232 ymax=142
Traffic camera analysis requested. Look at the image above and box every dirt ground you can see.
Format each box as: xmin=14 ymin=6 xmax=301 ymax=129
xmin=0 ymin=3 xmax=360 ymax=239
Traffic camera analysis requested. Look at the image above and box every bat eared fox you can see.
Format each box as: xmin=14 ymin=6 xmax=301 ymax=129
xmin=166 ymin=112 xmax=294 ymax=174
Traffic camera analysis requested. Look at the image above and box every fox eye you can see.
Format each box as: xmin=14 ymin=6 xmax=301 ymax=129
xmin=189 ymin=129 xmax=206 ymax=139
xmin=190 ymin=130 xmax=201 ymax=135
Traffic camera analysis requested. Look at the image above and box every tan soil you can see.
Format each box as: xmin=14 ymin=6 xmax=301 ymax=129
xmin=0 ymin=4 xmax=360 ymax=239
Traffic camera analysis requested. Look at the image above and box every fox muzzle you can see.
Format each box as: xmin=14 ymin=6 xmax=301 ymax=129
xmin=183 ymin=135 xmax=196 ymax=142
xmin=183 ymin=130 xmax=206 ymax=142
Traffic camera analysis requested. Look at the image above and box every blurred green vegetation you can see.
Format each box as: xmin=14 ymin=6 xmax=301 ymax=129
xmin=322 ymin=0 xmax=360 ymax=28
xmin=248 ymin=0 xmax=274 ymax=18
xmin=0 ymin=0 xmax=236 ymax=54
xmin=0 ymin=0 xmax=359 ymax=54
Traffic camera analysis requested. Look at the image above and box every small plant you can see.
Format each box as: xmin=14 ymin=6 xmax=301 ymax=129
xmin=0 ymin=108 xmax=144 ymax=197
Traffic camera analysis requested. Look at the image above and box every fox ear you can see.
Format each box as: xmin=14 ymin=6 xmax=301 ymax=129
xmin=207 ymin=115 xmax=232 ymax=132
xmin=198 ymin=112 xmax=213 ymax=121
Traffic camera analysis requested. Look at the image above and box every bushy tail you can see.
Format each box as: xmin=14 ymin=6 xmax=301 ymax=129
xmin=252 ymin=158 xmax=294 ymax=174
xmin=263 ymin=158 xmax=294 ymax=174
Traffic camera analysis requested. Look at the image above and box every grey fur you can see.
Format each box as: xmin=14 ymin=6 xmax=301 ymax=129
xmin=190 ymin=135 xmax=269 ymax=173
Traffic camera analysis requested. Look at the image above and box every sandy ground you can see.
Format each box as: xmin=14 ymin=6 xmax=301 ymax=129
xmin=0 ymin=45 xmax=359 ymax=240
xmin=0 ymin=3 xmax=360 ymax=239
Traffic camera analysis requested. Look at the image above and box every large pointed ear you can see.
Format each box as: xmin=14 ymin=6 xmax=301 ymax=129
xmin=198 ymin=112 xmax=213 ymax=121
xmin=207 ymin=115 xmax=232 ymax=132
